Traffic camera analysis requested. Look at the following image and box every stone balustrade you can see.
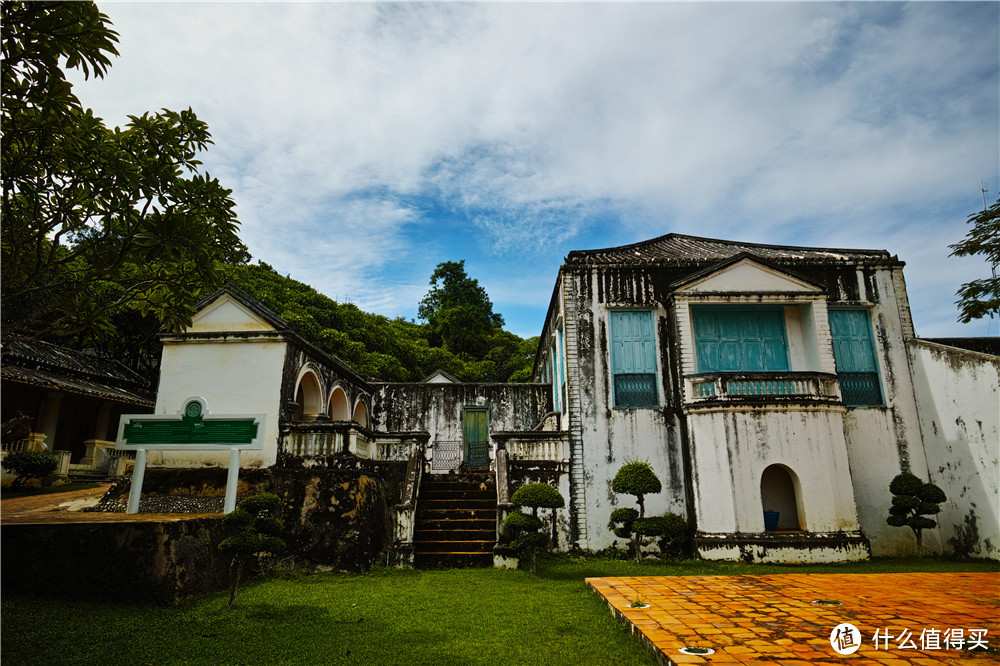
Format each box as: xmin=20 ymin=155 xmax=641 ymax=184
xmin=686 ymin=372 xmax=841 ymax=406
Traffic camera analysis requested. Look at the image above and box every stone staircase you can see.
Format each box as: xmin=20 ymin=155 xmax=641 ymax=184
xmin=414 ymin=474 xmax=496 ymax=568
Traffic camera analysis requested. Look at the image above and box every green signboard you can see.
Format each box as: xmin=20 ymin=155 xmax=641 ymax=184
xmin=117 ymin=397 xmax=265 ymax=450
xmin=115 ymin=397 xmax=267 ymax=514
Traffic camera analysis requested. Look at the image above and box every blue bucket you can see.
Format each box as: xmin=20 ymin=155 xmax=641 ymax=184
xmin=763 ymin=510 xmax=780 ymax=531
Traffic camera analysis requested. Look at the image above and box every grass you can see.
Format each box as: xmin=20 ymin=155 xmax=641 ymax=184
xmin=2 ymin=555 xmax=997 ymax=666
xmin=0 ymin=481 xmax=101 ymax=498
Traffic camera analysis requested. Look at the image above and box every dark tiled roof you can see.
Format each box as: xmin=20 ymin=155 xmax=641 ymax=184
xmin=565 ymin=234 xmax=899 ymax=267
xmin=1 ymin=340 xmax=154 ymax=407
xmin=921 ymin=338 xmax=1000 ymax=357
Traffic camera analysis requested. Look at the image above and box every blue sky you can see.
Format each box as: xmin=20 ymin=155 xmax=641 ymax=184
xmin=69 ymin=2 xmax=999 ymax=339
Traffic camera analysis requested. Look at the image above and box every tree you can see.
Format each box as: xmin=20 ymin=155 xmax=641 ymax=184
xmin=217 ymin=492 xmax=286 ymax=608
xmin=1 ymin=450 xmax=59 ymax=487
xmin=950 ymin=197 xmax=1000 ymax=323
xmin=2 ymin=1 xmax=248 ymax=343
xmin=609 ymin=460 xmax=663 ymax=562
xmin=886 ymin=472 xmax=946 ymax=555
xmin=418 ymin=261 xmax=504 ymax=357
xmin=503 ymin=482 xmax=564 ymax=572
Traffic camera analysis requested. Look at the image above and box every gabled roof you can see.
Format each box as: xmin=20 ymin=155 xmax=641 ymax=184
xmin=193 ymin=283 xmax=290 ymax=330
xmin=565 ymin=233 xmax=900 ymax=267
xmin=421 ymin=369 xmax=460 ymax=384
xmin=1 ymin=340 xmax=155 ymax=407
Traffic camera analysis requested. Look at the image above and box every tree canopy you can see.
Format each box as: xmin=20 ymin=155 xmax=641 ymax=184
xmin=418 ymin=261 xmax=504 ymax=357
xmin=950 ymin=197 xmax=1000 ymax=323
xmin=1 ymin=1 xmax=247 ymax=344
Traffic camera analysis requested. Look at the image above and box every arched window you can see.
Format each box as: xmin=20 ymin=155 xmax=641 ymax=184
xmin=352 ymin=400 xmax=369 ymax=428
xmin=329 ymin=386 xmax=350 ymax=421
xmin=760 ymin=464 xmax=804 ymax=531
xmin=293 ymin=368 xmax=323 ymax=421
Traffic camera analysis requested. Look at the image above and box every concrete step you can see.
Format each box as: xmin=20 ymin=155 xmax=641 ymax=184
xmin=413 ymin=540 xmax=494 ymax=554
xmin=414 ymin=552 xmax=493 ymax=569
xmin=414 ymin=518 xmax=496 ymax=532
xmin=414 ymin=528 xmax=496 ymax=542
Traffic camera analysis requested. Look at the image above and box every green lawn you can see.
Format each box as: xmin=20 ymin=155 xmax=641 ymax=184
xmin=2 ymin=556 xmax=996 ymax=666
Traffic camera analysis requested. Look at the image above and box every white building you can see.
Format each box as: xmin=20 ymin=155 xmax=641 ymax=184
xmin=140 ymin=234 xmax=999 ymax=564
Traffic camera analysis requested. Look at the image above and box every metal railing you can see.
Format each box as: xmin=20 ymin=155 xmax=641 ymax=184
xmin=431 ymin=440 xmax=490 ymax=471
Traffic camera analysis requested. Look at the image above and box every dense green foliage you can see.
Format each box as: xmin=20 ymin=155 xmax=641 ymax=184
xmin=2 ymin=1 xmax=247 ymax=344
xmin=418 ymin=260 xmax=504 ymax=357
xmin=886 ymin=472 xmax=946 ymax=555
xmin=505 ymin=483 xmax=565 ymax=572
xmin=950 ymin=197 xmax=1000 ymax=323
xmin=219 ymin=493 xmax=286 ymax=608
xmin=222 ymin=262 xmax=537 ymax=383
xmin=0 ymin=450 xmax=59 ymax=487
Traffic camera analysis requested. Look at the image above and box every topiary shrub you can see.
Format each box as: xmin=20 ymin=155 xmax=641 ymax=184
xmin=504 ymin=482 xmax=564 ymax=572
xmin=218 ymin=492 xmax=286 ymax=607
xmin=655 ymin=512 xmax=691 ymax=559
xmin=610 ymin=460 xmax=662 ymax=562
xmin=886 ymin=471 xmax=946 ymax=555
xmin=1 ymin=450 xmax=58 ymax=487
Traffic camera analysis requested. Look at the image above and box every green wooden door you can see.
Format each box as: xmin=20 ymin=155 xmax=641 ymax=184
xmin=462 ymin=407 xmax=489 ymax=470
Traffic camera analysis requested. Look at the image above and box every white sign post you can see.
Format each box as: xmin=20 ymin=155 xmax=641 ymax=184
xmin=116 ymin=397 xmax=266 ymax=514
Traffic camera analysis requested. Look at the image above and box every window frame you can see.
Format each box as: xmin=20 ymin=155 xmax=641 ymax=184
xmin=608 ymin=309 xmax=660 ymax=409
xmin=690 ymin=304 xmax=791 ymax=374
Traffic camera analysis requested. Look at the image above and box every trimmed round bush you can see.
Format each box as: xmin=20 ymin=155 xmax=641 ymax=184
xmin=891 ymin=495 xmax=920 ymax=509
xmin=887 ymin=514 xmax=908 ymax=527
xmin=908 ymin=515 xmax=937 ymax=530
xmin=889 ymin=472 xmax=923 ymax=496
xmin=633 ymin=516 xmax=670 ymax=537
xmin=918 ymin=483 xmax=946 ymax=504
xmin=218 ymin=532 xmax=262 ymax=555
xmin=511 ymin=483 xmax=565 ymax=509
xmin=504 ymin=511 xmax=542 ymax=532
xmin=238 ymin=492 xmax=282 ymax=514
xmin=254 ymin=516 xmax=284 ymax=535
xmin=609 ymin=507 xmax=639 ymax=525
xmin=611 ymin=461 xmax=661 ymax=496
xmin=260 ymin=535 xmax=286 ymax=553
xmin=223 ymin=508 xmax=253 ymax=528
xmin=512 ymin=532 xmax=549 ymax=551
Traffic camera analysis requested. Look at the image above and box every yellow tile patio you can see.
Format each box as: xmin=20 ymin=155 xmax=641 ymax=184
xmin=587 ymin=573 xmax=999 ymax=665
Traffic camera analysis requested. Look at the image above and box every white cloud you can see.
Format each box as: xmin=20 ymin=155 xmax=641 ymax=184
xmin=68 ymin=1 xmax=999 ymax=335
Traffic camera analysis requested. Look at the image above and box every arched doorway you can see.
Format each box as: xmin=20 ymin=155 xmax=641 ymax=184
xmin=352 ymin=400 xmax=369 ymax=428
xmin=293 ymin=369 xmax=323 ymax=421
xmin=329 ymin=387 xmax=350 ymax=421
xmin=760 ymin=464 xmax=804 ymax=531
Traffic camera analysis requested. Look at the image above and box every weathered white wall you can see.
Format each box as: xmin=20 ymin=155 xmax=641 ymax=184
xmin=840 ymin=267 xmax=936 ymax=556
xmin=687 ymin=407 xmax=860 ymax=534
xmin=152 ymin=338 xmax=287 ymax=468
xmin=907 ymin=340 xmax=1000 ymax=560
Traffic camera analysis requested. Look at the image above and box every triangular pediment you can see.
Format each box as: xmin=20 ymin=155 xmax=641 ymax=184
xmin=674 ymin=256 xmax=823 ymax=294
xmin=189 ymin=293 xmax=277 ymax=333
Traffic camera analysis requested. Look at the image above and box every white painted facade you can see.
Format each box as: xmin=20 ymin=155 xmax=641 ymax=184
xmin=534 ymin=235 xmax=999 ymax=562
xmin=154 ymin=294 xmax=288 ymax=468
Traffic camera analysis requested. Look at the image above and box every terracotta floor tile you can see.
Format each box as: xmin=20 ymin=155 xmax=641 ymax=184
xmin=588 ymin=573 xmax=1000 ymax=666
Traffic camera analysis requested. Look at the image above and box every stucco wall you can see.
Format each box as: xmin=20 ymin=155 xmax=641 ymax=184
xmin=153 ymin=337 xmax=288 ymax=468
xmin=370 ymin=383 xmax=551 ymax=441
xmin=686 ymin=407 xmax=860 ymax=534
xmin=907 ymin=340 xmax=1000 ymax=560
xmin=840 ymin=267 xmax=936 ymax=556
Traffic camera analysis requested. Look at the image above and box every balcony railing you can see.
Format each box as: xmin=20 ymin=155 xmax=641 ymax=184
xmin=281 ymin=421 xmax=427 ymax=462
xmin=686 ymin=372 xmax=840 ymax=405
xmin=492 ymin=431 xmax=570 ymax=462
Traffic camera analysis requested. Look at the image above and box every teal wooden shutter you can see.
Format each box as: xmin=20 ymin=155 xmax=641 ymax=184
xmin=829 ymin=309 xmax=882 ymax=406
xmin=609 ymin=310 xmax=658 ymax=407
xmin=694 ymin=308 xmax=789 ymax=373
